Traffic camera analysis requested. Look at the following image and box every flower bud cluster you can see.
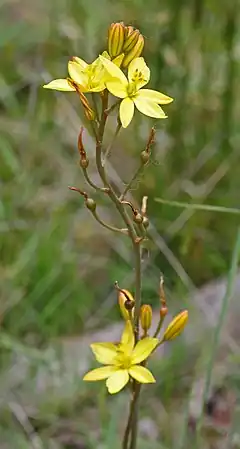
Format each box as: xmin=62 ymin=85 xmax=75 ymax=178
xmin=108 ymin=22 xmax=144 ymax=68
xmin=117 ymin=276 xmax=188 ymax=342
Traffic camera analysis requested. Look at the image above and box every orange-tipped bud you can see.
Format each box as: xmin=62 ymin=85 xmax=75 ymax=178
xmin=123 ymin=29 xmax=140 ymax=52
xmin=108 ymin=22 xmax=125 ymax=58
xmin=163 ymin=310 xmax=188 ymax=341
xmin=160 ymin=305 xmax=168 ymax=319
xmin=122 ymin=34 xmax=144 ymax=69
xmin=118 ymin=289 xmax=134 ymax=320
xmin=140 ymin=304 xmax=152 ymax=333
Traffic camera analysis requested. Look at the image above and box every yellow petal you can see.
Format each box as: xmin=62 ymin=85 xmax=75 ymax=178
xmin=99 ymin=55 xmax=128 ymax=86
xmin=129 ymin=365 xmax=156 ymax=383
xmin=68 ymin=61 xmax=88 ymax=88
xmin=90 ymin=342 xmax=118 ymax=364
xmin=101 ymin=51 xmax=111 ymax=60
xmin=83 ymin=365 xmax=118 ymax=381
xmin=43 ymin=79 xmax=75 ymax=91
xmin=120 ymin=320 xmax=135 ymax=353
xmin=128 ymin=57 xmax=150 ymax=89
xmin=137 ymin=89 xmax=173 ymax=104
xmin=112 ymin=53 xmax=124 ymax=67
xmin=106 ymin=80 xmax=127 ymax=98
xmin=72 ymin=56 xmax=88 ymax=70
xmin=119 ymin=97 xmax=135 ymax=128
xmin=133 ymin=97 xmax=167 ymax=119
xmin=106 ymin=369 xmax=129 ymax=394
xmin=131 ymin=337 xmax=158 ymax=364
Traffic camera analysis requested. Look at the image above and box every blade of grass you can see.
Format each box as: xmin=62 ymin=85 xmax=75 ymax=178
xmin=155 ymin=197 xmax=240 ymax=215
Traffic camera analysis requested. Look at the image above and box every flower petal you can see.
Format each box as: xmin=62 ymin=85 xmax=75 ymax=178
xmin=131 ymin=337 xmax=159 ymax=364
xmin=119 ymin=97 xmax=135 ymax=128
xmin=90 ymin=342 xmax=118 ymax=364
xmin=138 ymin=89 xmax=173 ymax=104
xmin=120 ymin=320 xmax=135 ymax=352
xmin=112 ymin=53 xmax=124 ymax=67
xmin=106 ymin=81 xmax=127 ymax=98
xmin=83 ymin=365 xmax=118 ymax=381
xmin=106 ymin=369 xmax=129 ymax=394
xmin=43 ymin=79 xmax=75 ymax=91
xmin=133 ymin=97 xmax=167 ymax=119
xmin=72 ymin=56 xmax=88 ymax=70
xmin=129 ymin=365 xmax=156 ymax=383
xmin=128 ymin=57 xmax=150 ymax=89
xmin=99 ymin=55 xmax=128 ymax=86
xmin=68 ymin=61 xmax=89 ymax=87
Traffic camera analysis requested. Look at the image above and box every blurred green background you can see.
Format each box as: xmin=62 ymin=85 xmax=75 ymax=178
xmin=1 ymin=0 xmax=240 ymax=448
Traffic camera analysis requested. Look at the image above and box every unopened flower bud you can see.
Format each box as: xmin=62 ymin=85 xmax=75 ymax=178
xmin=134 ymin=213 xmax=143 ymax=224
xmin=85 ymin=198 xmax=96 ymax=212
xmin=142 ymin=216 xmax=149 ymax=229
xmin=79 ymin=158 xmax=89 ymax=169
xmin=163 ymin=310 xmax=188 ymax=341
xmin=140 ymin=304 xmax=152 ymax=333
xmin=123 ymin=29 xmax=140 ymax=52
xmin=119 ymin=289 xmax=134 ymax=320
xmin=141 ymin=150 xmax=150 ymax=165
xmin=108 ymin=22 xmax=125 ymax=58
xmin=122 ymin=34 xmax=144 ymax=69
xmin=78 ymin=91 xmax=95 ymax=120
xmin=124 ymin=25 xmax=134 ymax=38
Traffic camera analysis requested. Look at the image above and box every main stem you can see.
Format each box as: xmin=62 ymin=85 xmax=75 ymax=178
xmin=95 ymin=92 xmax=142 ymax=449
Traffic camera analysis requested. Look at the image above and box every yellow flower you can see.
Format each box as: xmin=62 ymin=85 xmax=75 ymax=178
xmin=83 ymin=321 xmax=158 ymax=394
xmin=99 ymin=55 xmax=173 ymax=128
xmin=43 ymin=56 xmax=106 ymax=93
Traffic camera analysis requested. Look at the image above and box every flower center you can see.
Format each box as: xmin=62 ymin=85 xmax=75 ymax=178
xmin=127 ymin=68 xmax=147 ymax=97
xmin=115 ymin=351 xmax=132 ymax=369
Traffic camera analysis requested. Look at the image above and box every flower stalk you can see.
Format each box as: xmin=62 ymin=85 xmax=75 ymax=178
xmin=43 ymin=20 xmax=187 ymax=449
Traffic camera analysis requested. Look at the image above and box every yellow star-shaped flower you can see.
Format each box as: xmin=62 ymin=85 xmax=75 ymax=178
xmin=83 ymin=321 xmax=159 ymax=394
xmin=43 ymin=56 xmax=106 ymax=93
xmin=99 ymin=56 xmax=173 ymax=128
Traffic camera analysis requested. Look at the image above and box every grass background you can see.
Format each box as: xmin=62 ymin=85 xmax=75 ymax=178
xmin=0 ymin=0 xmax=240 ymax=447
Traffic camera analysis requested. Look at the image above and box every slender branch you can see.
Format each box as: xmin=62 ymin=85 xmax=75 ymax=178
xmin=120 ymin=127 xmax=155 ymax=201
xmin=153 ymin=316 xmax=165 ymax=338
xmin=81 ymin=166 xmax=109 ymax=193
xmin=103 ymin=121 xmax=122 ymax=165
xmin=120 ymin=165 xmax=144 ymax=201
xmin=91 ymin=210 xmax=128 ymax=235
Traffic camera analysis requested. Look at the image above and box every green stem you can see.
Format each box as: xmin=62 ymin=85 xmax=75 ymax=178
xmin=122 ymin=384 xmax=141 ymax=449
xmin=153 ymin=316 xmax=165 ymax=338
xmin=95 ymin=90 xmax=143 ymax=449
xmin=95 ymin=92 xmax=137 ymax=246
xmin=134 ymin=243 xmax=142 ymax=339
